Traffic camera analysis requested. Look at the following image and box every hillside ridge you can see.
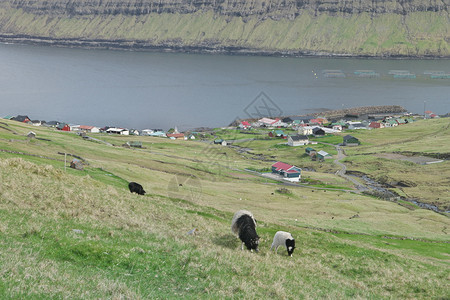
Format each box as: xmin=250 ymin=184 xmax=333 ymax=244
xmin=0 ymin=0 xmax=449 ymax=57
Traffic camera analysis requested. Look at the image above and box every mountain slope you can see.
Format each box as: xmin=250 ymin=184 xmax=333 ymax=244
xmin=0 ymin=0 xmax=448 ymax=56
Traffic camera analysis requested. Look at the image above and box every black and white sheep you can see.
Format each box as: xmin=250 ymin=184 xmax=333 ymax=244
xmin=128 ymin=182 xmax=146 ymax=195
xmin=231 ymin=210 xmax=260 ymax=252
xmin=270 ymin=231 xmax=295 ymax=257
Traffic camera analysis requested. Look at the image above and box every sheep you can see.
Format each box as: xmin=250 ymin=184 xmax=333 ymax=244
xmin=128 ymin=182 xmax=146 ymax=195
xmin=231 ymin=210 xmax=260 ymax=252
xmin=270 ymin=231 xmax=295 ymax=257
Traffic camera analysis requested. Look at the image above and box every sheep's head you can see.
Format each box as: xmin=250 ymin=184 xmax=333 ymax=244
xmin=246 ymin=236 xmax=260 ymax=252
xmin=286 ymin=239 xmax=295 ymax=257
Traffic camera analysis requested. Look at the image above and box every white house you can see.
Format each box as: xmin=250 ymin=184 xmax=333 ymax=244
xmin=79 ymin=125 xmax=100 ymax=133
xmin=106 ymin=128 xmax=130 ymax=135
xmin=287 ymin=135 xmax=309 ymax=146
xmin=141 ymin=129 xmax=154 ymax=136
xmin=298 ymin=126 xmax=314 ymax=135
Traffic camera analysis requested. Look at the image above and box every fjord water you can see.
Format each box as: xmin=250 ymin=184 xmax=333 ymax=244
xmin=1 ymin=43 xmax=449 ymax=130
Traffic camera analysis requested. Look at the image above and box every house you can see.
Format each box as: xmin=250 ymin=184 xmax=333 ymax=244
xmin=141 ymin=129 xmax=154 ymax=136
xmin=383 ymin=119 xmax=399 ymax=127
xmin=79 ymin=125 xmax=100 ymax=133
xmin=258 ymin=118 xmax=287 ymax=128
xmin=45 ymin=121 xmax=60 ymax=127
xmin=305 ymin=147 xmax=316 ymax=155
xmin=129 ymin=129 xmax=140 ymax=136
xmin=271 ymin=119 xmax=288 ymax=127
xmin=317 ymin=150 xmax=332 ymax=161
xmin=396 ymin=118 xmax=406 ymax=125
xmin=27 ymin=131 xmax=36 ymax=139
xmin=309 ymin=118 xmax=323 ymax=125
xmin=298 ymin=126 xmax=314 ymax=135
xmin=369 ymin=122 xmax=384 ymax=129
xmin=312 ymin=127 xmax=325 ymax=137
xmin=187 ymin=134 xmax=196 ymax=140
xmin=57 ymin=123 xmax=70 ymax=131
xmin=239 ymin=121 xmax=251 ymax=130
xmin=148 ymin=131 xmax=166 ymax=137
xmin=106 ymin=127 xmax=129 ymax=135
xmin=287 ymin=135 xmax=309 ymax=146
xmin=214 ymin=139 xmax=224 ymax=144
xmin=11 ymin=115 xmax=31 ymax=123
xmin=332 ymin=125 xmax=343 ymax=132
xmin=258 ymin=117 xmax=278 ymax=127
xmin=31 ymin=120 xmax=44 ymax=126
xmin=271 ymin=161 xmax=302 ymax=182
xmin=167 ymin=133 xmax=185 ymax=140
xmin=343 ymin=135 xmax=360 ymax=146
xmin=316 ymin=117 xmax=329 ymax=124
xmin=269 ymin=130 xmax=286 ymax=138
xmin=348 ymin=123 xmax=368 ymax=130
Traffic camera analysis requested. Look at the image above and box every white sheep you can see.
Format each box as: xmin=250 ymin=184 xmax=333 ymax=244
xmin=270 ymin=231 xmax=295 ymax=257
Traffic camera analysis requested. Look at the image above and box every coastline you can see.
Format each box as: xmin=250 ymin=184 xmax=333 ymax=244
xmin=1 ymin=34 xmax=449 ymax=60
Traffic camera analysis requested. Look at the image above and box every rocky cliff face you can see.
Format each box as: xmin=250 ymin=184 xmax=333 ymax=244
xmin=0 ymin=0 xmax=449 ymax=57
xmin=8 ymin=0 xmax=449 ymax=17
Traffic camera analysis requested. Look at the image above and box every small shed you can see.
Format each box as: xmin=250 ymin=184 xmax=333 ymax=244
xmin=305 ymin=147 xmax=316 ymax=155
xmin=317 ymin=150 xmax=332 ymax=161
xmin=27 ymin=131 xmax=36 ymax=139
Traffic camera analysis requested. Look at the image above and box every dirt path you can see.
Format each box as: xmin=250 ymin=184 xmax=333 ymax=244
xmin=317 ymin=142 xmax=368 ymax=191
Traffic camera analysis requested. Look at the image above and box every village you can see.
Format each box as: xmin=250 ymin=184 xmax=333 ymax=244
xmin=3 ymin=109 xmax=446 ymax=185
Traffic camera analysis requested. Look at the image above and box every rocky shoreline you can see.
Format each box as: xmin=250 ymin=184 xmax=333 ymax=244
xmin=1 ymin=34 xmax=449 ymax=60
xmin=230 ymin=105 xmax=408 ymax=126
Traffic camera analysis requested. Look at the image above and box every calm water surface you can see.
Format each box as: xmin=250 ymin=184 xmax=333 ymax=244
xmin=1 ymin=43 xmax=449 ymax=130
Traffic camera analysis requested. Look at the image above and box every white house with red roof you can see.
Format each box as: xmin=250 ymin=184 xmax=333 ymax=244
xmin=258 ymin=118 xmax=287 ymax=128
xmin=80 ymin=125 xmax=100 ymax=133
xmin=239 ymin=121 xmax=251 ymax=130
xmin=271 ymin=161 xmax=301 ymax=182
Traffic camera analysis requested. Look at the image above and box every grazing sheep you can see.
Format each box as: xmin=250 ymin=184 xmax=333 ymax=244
xmin=271 ymin=231 xmax=295 ymax=257
xmin=231 ymin=210 xmax=260 ymax=252
xmin=128 ymin=182 xmax=146 ymax=195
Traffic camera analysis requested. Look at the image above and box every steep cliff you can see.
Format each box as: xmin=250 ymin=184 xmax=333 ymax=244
xmin=0 ymin=0 xmax=448 ymax=57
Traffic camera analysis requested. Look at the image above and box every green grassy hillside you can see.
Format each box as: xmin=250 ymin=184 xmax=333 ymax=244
xmin=0 ymin=118 xmax=449 ymax=298
xmin=0 ymin=0 xmax=448 ymax=57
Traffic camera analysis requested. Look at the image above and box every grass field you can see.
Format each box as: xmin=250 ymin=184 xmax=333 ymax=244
xmin=0 ymin=118 xmax=449 ymax=298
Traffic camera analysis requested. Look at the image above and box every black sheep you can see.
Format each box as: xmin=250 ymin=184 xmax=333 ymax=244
xmin=128 ymin=182 xmax=146 ymax=195
xmin=231 ymin=210 xmax=260 ymax=252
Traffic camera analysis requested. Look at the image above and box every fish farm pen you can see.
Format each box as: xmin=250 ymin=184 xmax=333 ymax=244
xmin=320 ymin=70 xmax=449 ymax=80
xmin=354 ymin=70 xmax=380 ymax=78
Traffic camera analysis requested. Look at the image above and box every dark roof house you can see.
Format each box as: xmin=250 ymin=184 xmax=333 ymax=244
xmin=312 ymin=127 xmax=325 ymax=136
xmin=343 ymin=135 xmax=360 ymax=146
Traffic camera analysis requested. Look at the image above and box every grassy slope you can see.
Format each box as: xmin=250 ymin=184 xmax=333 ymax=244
xmin=0 ymin=7 xmax=448 ymax=56
xmin=0 ymin=119 xmax=449 ymax=298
